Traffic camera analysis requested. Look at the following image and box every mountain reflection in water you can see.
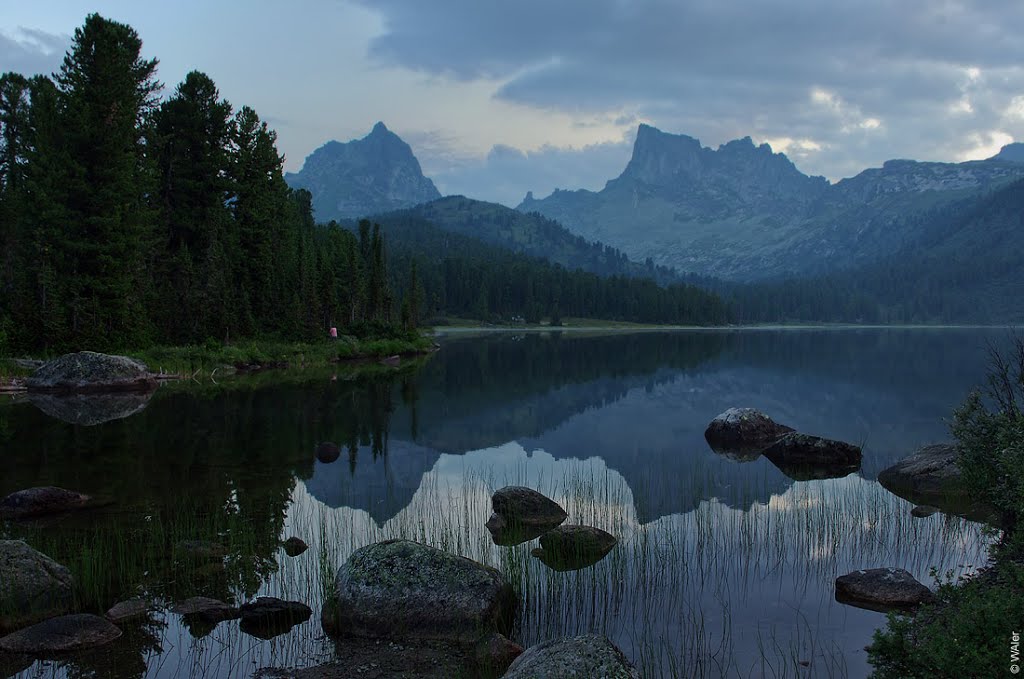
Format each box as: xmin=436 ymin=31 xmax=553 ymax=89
xmin=0 ymin=328 xmax=1005 ymax=678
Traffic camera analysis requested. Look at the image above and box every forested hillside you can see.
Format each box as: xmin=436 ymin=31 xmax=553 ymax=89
xmin=351 ymin=213 xmax=731 ymax=326
xmin=727 ymin=178 xmax=1024 ymax=323
xmin=390 ymin=196 xmax=680 ymax=284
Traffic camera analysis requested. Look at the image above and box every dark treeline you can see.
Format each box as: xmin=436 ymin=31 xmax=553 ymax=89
xmin=0 ymin=14 xmax=410 ymax=354
xmin=360 ymin=214 xmax=731 ymax=326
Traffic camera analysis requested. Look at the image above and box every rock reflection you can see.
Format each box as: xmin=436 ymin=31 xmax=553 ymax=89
xmin=28 ymin=391 xmax=153 ymax=426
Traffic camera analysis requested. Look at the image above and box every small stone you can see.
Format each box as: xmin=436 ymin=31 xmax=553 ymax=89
xmin=283 ymin=537 xmax=308 ymax=557
xmin=0 ymin=487 xmax=91 ymax=520
xmin=911 ymin=505 xmax=939 ymax=518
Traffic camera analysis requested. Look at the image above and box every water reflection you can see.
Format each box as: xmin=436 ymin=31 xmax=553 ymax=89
xmin=0 ymin=328 xmax=1009 ymax=678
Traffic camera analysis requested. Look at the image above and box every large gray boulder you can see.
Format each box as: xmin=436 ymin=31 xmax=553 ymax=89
xmin=0 ymin=487 xmax=92 ymax=520
xmin=502 ymin=634 xmax=640 ymax=679
xmin=0 ymin=540 xmax=74 ymax=633
xmin=835 ymin=568 xmax=935 ymax=613
xmin=704 ymin=408 xmax=794 ymax=459
xmin=487 ymin=487 xmax=568 ymax=546
xmin=26 ymin=351 xmax=157 ymax=394
xmin=324 ymin=539 xmax=516 ymax=644
xmin=531 ymin=525 xmax=617 ymax=572
xmin=761 ymin=432 xmax=862 ymax=480
xmin=0 ymin=614 xmax=122 ymax=654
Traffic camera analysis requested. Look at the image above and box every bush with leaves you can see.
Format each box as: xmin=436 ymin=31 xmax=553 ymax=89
xmin=952 ymin=334 xmax=1024 ymax=534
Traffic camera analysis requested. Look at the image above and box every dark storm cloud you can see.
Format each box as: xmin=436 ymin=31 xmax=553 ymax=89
xmin=353 ymin=0 xmax=1024 ymax=182
xmin=0 ymin=28 xmax=68 ymax=76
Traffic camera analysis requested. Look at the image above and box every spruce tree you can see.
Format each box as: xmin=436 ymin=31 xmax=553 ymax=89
xmin=56 ymin=13 xmax=161 ymax=349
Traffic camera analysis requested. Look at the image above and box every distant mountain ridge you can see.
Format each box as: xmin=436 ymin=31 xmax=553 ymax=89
xmin=381 ymin=195 xmax=679 ymax=283
xmin=285 ymin=122 xmax=440 ymax=220
xmin=518 ymin=125 xmax=1024 ymax=280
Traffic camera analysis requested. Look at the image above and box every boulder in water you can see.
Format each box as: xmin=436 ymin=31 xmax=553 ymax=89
xmin=324 ymin=539 xmax=516 ymax=644
xmin=835 ymin=567 xmax=935 ymax=613
xmin=0 ymin=487 xmax=93 ymax=520
xmin=0 ymin=540 xmax=74 ymax=633
xmin=486 ymin=487 xmax=567 ymax=546
xmin=502 ymin=634 xmax=641 ymax=679
xmin=0 ymin=614 xmax=122 ymax=655
xmin=26 ymin=352 xmax=157 ymax=393
xmin=530 ymin=525 xmax=617 ymax=572
xmin=761 ymin=432 xmax=861 ymax=480
xmin=704 ymin=408 xmax=794 ymax=458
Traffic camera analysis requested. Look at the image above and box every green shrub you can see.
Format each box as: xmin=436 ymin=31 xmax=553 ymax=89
xmin=869 ymin=562 xmax=1024 ymax=678
xmin=952 ymin=334 xmax=1024 ymax=533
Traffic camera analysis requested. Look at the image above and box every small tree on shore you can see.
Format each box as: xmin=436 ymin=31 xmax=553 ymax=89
xmin=952 ymin=332 xmax=1024 ymax=537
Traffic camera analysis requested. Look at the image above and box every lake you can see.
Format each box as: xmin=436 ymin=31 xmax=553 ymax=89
xmin=0 ymin=327 xmax=1009 ymax=678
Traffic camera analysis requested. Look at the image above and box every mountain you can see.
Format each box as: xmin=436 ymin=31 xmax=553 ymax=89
xmin=380 ymin=195 xmax=678 ymax=283
xmin=991 ymin=142 xmax=1024 ymax=163
xmin=285 ymin=122 xmax=440 ymax=220
xmin=728 ymin=177 xmax=1024 ymax=323
xmin=518 ymin=124 xmax=1024 ymax=280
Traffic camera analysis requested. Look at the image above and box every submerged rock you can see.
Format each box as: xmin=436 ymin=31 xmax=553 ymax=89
xmin=316 ymin=442 xmax=341 ymax=464
xmin=0 ymin=540 xmax=74 ymax=633
xmin=105 ymin=598 xmax=150 ymax=624
xmin=835 ymin=567 xmax=935 ymax=613
xmin=28 ymin=391 xmax=153 ymax=426
xmin=0 ymin=487 xmax=92 ymax=520
xmin=175 ymin=540 xmax=228 ymax=562
xmin=324 ymin=539 xmax=516 ymax=644
xmin=761 ymin=432 xmax=861 ymax=480
xmin=169 ymin=596 xmax=240 ymax=624
xmin=26 ymin=352 xmax=157 ymax=394
xmin=502 ymin=634 xmax=641 ymax=679
xmin=283 ymin=536 xmax=309 ymax=557
xmin=704 ymin=408 xmax=794 ymax=458
xmin=531 ymin=525 xmax=617 ymax=572
xmin=256 ymin=636 xmax=515 ymax=679
xmin=0 ymin=614 xmax=122 ymax=654
xmin=910 ymin=505 xmax=939 ymax=518
xmin=486 ymin=487 xmax=568 ymax=546
xmin=239 ymin=597 xmax=312 ymax=640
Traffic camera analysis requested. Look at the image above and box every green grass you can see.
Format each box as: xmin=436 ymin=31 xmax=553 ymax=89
xmin=130 ymin=335 xmax=433 ymax=378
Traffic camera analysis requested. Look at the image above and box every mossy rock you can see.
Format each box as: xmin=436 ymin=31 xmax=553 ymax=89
xmin=325 ymin=539 xmax=516 ymax=643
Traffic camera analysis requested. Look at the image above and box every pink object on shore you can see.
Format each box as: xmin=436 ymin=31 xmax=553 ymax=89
xmin=329 ymin=327 xmax=338 ymax=338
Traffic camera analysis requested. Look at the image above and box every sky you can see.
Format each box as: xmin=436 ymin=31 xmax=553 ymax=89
xmin=2 ymin=1 xmax=1022 ymax=207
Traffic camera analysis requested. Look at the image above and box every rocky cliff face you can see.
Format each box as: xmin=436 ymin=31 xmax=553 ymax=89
xmin=285 ymin=122 xmax=441 ymax=221
xmin=518 ymin=124 xmax=1024 ymax=280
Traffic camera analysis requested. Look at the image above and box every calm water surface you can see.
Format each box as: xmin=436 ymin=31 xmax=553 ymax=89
xmin=0 ymin=328 xmax=1009 ymax=678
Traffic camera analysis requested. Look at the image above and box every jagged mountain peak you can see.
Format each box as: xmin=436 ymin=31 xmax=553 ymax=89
xmin=285 ymin=123 xmax=441 ymax=221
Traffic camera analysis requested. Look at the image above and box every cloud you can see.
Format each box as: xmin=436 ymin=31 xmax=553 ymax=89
xmin=351 ymin=0 xmax=1024 ymax=181
xmin=413 ymin=133 xmax=635 ymax=207
xmin=0 ymin=28 xmax=68 ymax=77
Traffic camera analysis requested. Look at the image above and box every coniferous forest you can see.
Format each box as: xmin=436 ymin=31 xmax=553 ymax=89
xmin=0 ymin=14 xmax=729 ymax=356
